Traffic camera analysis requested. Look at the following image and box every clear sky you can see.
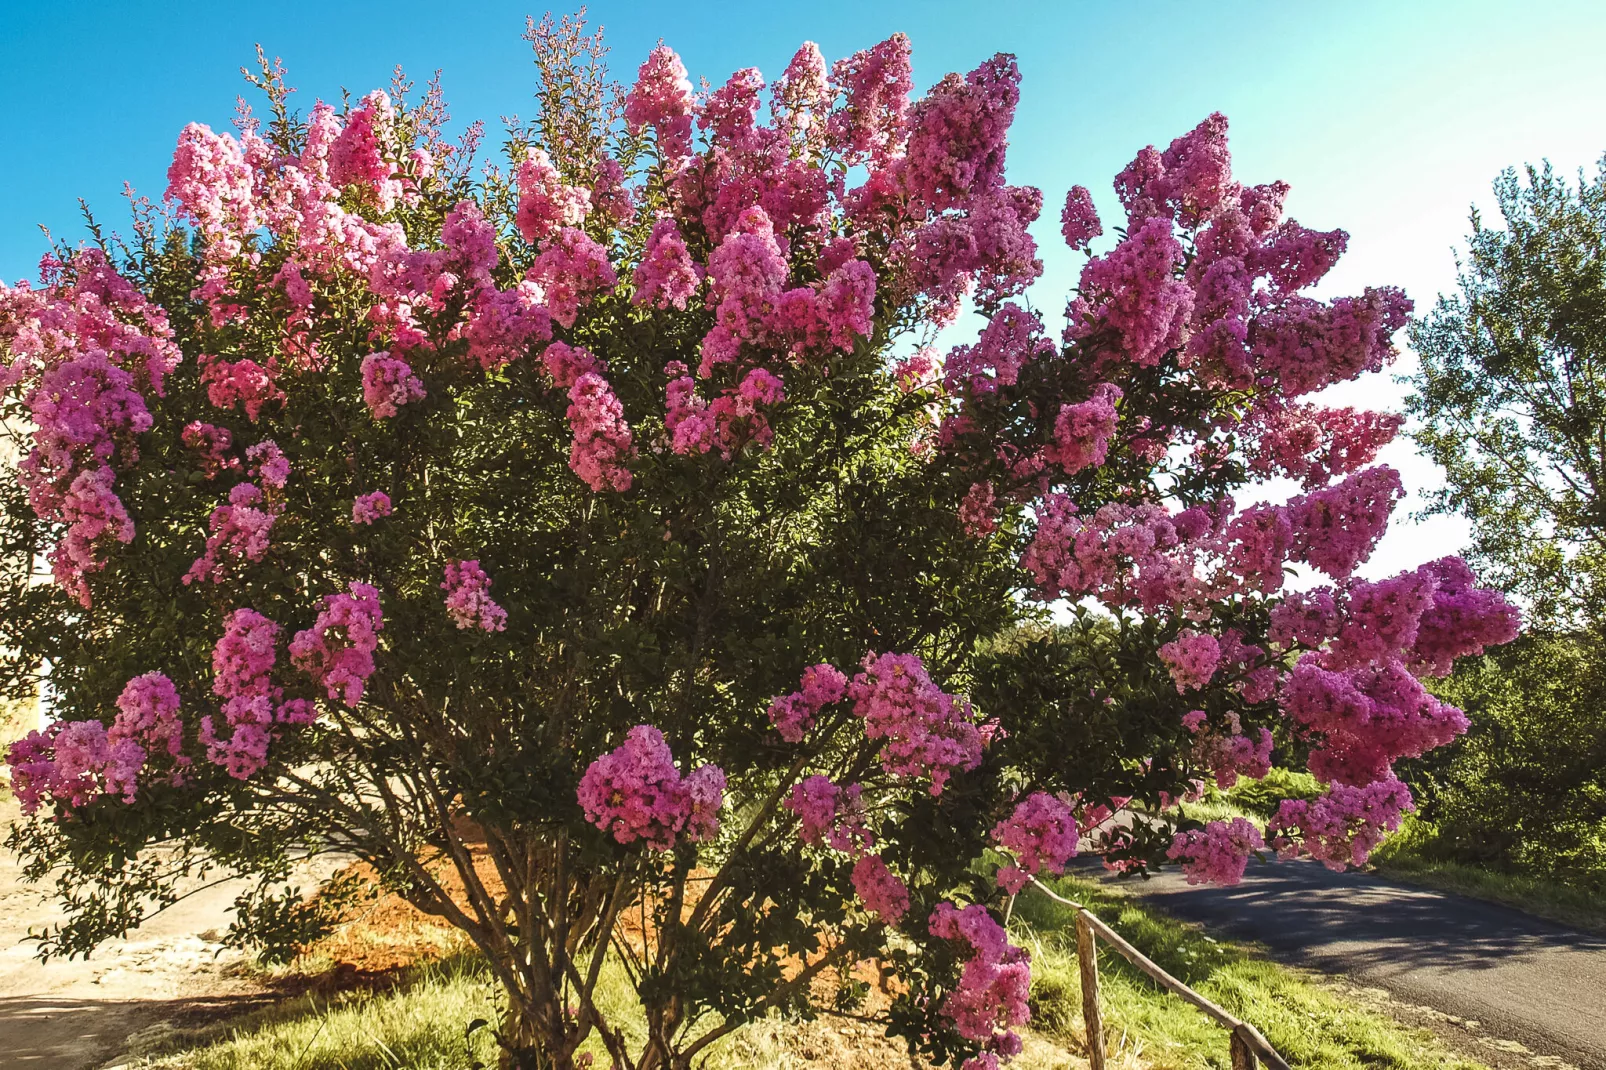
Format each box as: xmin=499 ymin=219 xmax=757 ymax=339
xmin=3 ymin=0 xmax=1604 ymax=578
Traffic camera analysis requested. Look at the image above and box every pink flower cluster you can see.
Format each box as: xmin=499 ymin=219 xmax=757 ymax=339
xmin=182 ymin=421 xmax=236 ymax=478
xmin=944 ymin=303 xmax=1054 ymax=397
xmin=1 ymin=250 xmax=178 ymax=605
xmin=785 ymin=774 xmax=873 ymax=854
xmin=1076 ymin=215 xmax=1192 ymax=366
xmin=665 ymin=365 xmax=786 ymax=460
xmin=8 ymin=664 xmax=191 ymax=815
xmin=1283 ymin=656 xmax=1469 ymax=787
xmin=893 ymin=347 xmax=941 ymax=393
xmin=928 ymin=902 xmax=1031 ymax=1060
xmin=1245 ymin=401 xmax=1403 ymax=489
xmin=5 ymin=719 xmax=144 ymax=814
xmin=1270 ymin=778 xmax=1413 ymax=870
xmin=827 ymin=34 xmax=912 ymax=166
xmin=1023 ymin=466 xmax=1408 ymax=614
xmin=166 ymin=122 xmax=259 ymax=255
xmin=1409 ymin=557 xmax=1523 ymax=677
xmin=624 ymin=45 xmax=696 ymax=159
xmin=541 ymin=340 xmax=605 ymax=388
xmin=514 ymin=148 xmax=591 ymax=244
xmin=566 ymin=372 xmax=636 ymax=492
xmin=328 ymin=91 xmax=404 ymax=211
xmin=852 ymin=854 xmax=910 ymax=924
xmin=361 ymin=353 xmax=426 ymax=418
xmin=1286 ymin=466 xmax=1404 ymax=580
xmin=991 ymin=792 xmax=1078 ymax=893
xmin=1182 ymin=710 xmax=1272 ymax=789
xmin=113 ymin=672 xmax=188 ymax=780
xmin=576 ymin=725 xmax=725 ymax=849
xmin=1158 ymin=630 xmax=1220 ymax=693
xmin=246 ymin=440 xmax=290 ymax=490
xmin=850 ymin=652 xmax=985 ymax=795
xmin=199 ymin=354 xmax=284 ymax=421
xmin=202 ymin=608 xmax=300 ymax=779
xmin=1256 ymin=288 xmax=1414 ymax=397
xmin=458 ymin=282 xmax=553 ymax=370
xmin=53 ymin=468 xmax=135 ymax=601
xmin=959 ymin=481 xmax=998 ymax=538
xmin=1060 ymin=186 xmax=1102 ymax=250
xmin=1045 ymin=383 xmax=1121 ymax=475
xmin=767 ymin=662 xmax=849 ymax=742
xmin=1253 ymin=555 xmax=1516 ymax=869
xmin=1271 ymin=559 xmax=1518 ymax=680
xmin=528 ymin=228 xmax=617 ymax=328
xmin=697 ymin=207 xmax=877 ymax=374
xmin=183 ymin=482 xmax=279 ymax=585
xmin=352 ymin=490 xmax=392 ymax=525
xmin=632 ymin=219 xmax=702 ymax=310
xmin=289 ymin=582 xmax=384 ymax=707
xmin=1166 ymin=817 xmax=1265 ymax=886
xmin=441 ymin=559 xmax=508 ymax=632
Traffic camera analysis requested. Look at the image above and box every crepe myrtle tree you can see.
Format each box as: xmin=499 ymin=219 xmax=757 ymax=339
xmin=0 ymin=14 xmax=1517 ymax=1070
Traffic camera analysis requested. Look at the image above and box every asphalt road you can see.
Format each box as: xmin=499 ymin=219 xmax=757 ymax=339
xmin=1096 ymin=858 xmax=1606 ymax=1069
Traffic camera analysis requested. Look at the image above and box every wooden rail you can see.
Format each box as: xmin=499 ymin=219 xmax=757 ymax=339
xmin=1030 ymin=878 xmax=1292 ymax=1070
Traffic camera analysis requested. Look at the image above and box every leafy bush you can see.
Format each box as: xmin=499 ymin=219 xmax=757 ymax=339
xmin=1223 ymin=767 xmax=1323 ymax=818
xmin=1400 ymin=632 xmax=1606 ymax=891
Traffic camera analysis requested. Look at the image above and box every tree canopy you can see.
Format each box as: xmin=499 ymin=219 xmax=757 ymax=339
xmin=1 ymin=16 xmax=1517 ymax=1070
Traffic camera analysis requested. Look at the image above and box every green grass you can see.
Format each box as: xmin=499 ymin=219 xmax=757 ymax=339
xmin=124 ymin=846 xmax=1494 ymax=1070
xmin=1368 ymin=816 xmax=1606 ymax=935
xmin=1012 ymin=872 xmax=1490 ymax=1070
xmin=129 ymin=954 xmax=505 ymax=1070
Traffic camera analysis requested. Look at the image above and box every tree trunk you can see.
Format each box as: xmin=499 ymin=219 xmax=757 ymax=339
xmin=498 ymin=990 xmax=579 ymax=1070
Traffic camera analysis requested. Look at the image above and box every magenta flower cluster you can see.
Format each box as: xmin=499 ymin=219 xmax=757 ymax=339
xmin=1182 ymin=710 xmax=1273 ymax=790
xmin=351 ymin=490 xmax=392 ymax=525
xmin=576 ymin=725 xmax=725 ymax=849
xmin=990 ymin=792 xmax=1079 ymax=893
xmin=0 ymin=250 xmax=178 ymax=605
xmin=289 ymin=582 xmax=385 ymax=707
xmin=766 ymin=662 xmax=849 ymax=742
xmin=441 ymin=559 xmax=508 ymax=633
xmin=928 ymin=902 xmax=1032 ymax=1062
xmin=1166 ymin=817 xmax=1265 ymax=886
xmin=566 ymin=372 xmax=636 ymax=492
xmin=1157 ymin=630 xmax=1221 ymax=693
xmin=849 ymin=652 xmax=986 ymax=796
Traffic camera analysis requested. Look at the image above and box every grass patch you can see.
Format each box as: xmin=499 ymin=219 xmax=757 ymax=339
xmin=130 ymin=954 xmax=504 ymax=1070
xmin=1368 ymin=816 xmax=1606 ymax=935
xmin=1013 ymin=872 xmax=1490 ymax=1070
xmin=125 ymin=854 xmax=1493 ymax=1070
xmin=127 ymin=944 xmax=1095 ymax=1069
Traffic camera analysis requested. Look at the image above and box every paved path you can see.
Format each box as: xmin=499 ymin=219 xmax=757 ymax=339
xmin=1096 ymin=858 xmax=1606 ymax=1069
xmin=0 ymin=798 xmax=344 ymax=1070
xmin=0 ymin=826 xmax=263 ymax=1070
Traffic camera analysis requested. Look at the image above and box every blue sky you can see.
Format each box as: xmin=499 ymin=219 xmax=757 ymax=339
xmin=3 ymin=0 xmax=1604 ymax=577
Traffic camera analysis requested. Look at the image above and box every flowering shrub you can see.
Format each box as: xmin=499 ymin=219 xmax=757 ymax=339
xmin=0 ymin=14 xmax=1517 ymax=1070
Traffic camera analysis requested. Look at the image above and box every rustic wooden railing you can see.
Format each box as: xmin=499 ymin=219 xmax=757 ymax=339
xmin=1029 ymin=879 xmax=1292 ymax=1070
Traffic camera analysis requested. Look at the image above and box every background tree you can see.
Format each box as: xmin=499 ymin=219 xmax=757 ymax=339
xmin=1 ymin=14 xmax=1515 ymax=1070
xmin=1404 ymin=158 xmax=1606 ymax=888
xmin=1408 ymin=158 xmax=1606 ymax=628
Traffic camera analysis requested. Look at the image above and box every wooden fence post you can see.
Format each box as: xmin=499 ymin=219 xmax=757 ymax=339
xmin=1231 ymin=1025 xmax=1259 ymax=1069
xmin=1075 ymin=911 xmax=1107 ymax=1070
